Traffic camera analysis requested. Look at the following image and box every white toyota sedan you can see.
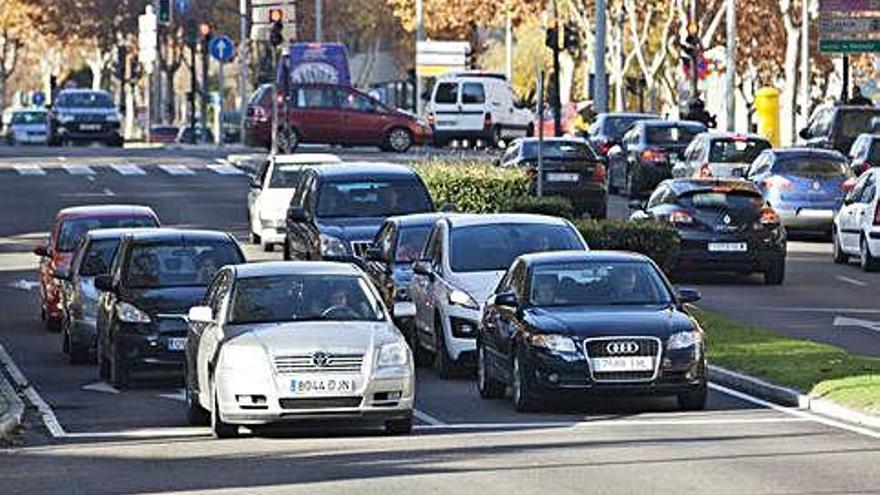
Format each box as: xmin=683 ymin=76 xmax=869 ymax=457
xmin=184 ymin=261 xmax=414 ymax=438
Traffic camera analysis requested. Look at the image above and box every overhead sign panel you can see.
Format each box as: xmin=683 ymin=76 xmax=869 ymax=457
xmin=819 ymin=16 xmax=880 ymax=36
xmin=416 ymin=41 xmax=470 ymax=77
xmin=819 ymin=38 xmax=880 ymax=53
xmin=820 ymin=0 xmax=880 ymax=12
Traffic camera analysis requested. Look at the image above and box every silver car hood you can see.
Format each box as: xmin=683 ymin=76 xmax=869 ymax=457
xmin=229 ymin=320 xmax=400 ymax=356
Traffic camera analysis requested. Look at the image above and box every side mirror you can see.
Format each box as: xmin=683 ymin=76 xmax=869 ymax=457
xmin=188 ymin=306 xmax=215 ymax=324
xmin=365 ymin=246 xmax=387 ymax=262
xmin=286 ymin=205 xmax=309 ymax=223
xmin=412 ymin=261 xmax=434 ymax=278
xmin=677 ymin=287 xmax=702 ymax=304
xmin=94 ymin=275 xmax=114 ymax=293
xmin=628 ymin=199 xmax=646 ymax=211
xmin=52 ymin=267 xmax=70 ymax=281
xmin=799 ymin=128 xmax=810 ymax=140
xmin=495 ymin=291 xmax=518 ymax=308
xmin=33 ymin=244 xmax=49 ymax=257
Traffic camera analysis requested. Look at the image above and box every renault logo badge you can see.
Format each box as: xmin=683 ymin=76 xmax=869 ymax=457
xmin=311 ymin=351 xmax=332 ymax=367
xmin=722 ymin=214 xmax=731 ymax=225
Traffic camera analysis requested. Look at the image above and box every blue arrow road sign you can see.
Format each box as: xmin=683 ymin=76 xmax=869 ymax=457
xmin=209 ymin=35 xmax=234 ymax=63
xmin=31 ymin=91 xmax=45 ymax=107
xmin=176 ymin=0 xmax=189 ymax=14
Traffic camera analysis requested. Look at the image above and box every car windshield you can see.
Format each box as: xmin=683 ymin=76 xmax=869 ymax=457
xmin=646 ymin=125 xmax=703 ymax=146
xmin=708 ymin=138 xmax=770 ymax=163
xmin=78 ymin=239 xmax=120 ymax=277
xmin=57 ymin=216 xmax=157 ymax=252
xmin=776 ymin=157 xmax=852 ymax=178
xmin=316 ymin=179 xmax=433 ymax=218
xmin=56 ymin=92 xmax=114 ymax=108
xmin=450 ymin=223 xmax=584 ymax=273
xmin=520 ymin=140 xmax=597 ymax=160
xmin=604 ymin=115 xmax=656 ymax=139
xmin=12 ymin=112 xmax=46 ymax=124
xmin=229 ymin=274 xmax=385 ymax=324
xmin=396 ymin=225 xmax=432 ymax=263
xmin=125 ymin=240 xmax=241 ymax=289
xmin=839 ymin=111 xmax=880 ymax=140
xmin=529 ymin=261 xmax=673 ymax=307
xmin=269 ymin=165 xmax=303 ymax=188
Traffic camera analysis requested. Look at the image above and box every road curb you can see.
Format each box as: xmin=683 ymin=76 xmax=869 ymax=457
xmin=0 ymin=365 xmax=24 ymax=439
xmin=709 ymin=364 xmax=880 ymax=429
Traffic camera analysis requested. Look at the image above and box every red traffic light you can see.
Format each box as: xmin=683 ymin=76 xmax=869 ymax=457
xmin=269 ymin=9 xmax=283 ymax=22
xmin=199 ymin=22 xmax=212 ymax=37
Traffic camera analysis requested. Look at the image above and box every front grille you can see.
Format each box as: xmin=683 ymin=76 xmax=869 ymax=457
xmin=274 ymin=353 xmax=364 ymax=374
xmin=584 ymin=337 xmax=661 ymax=383
xmin=350 ymin=241 xmax=372 ymax=257
xmin=279 ymin=397 xmax=362 ymax=410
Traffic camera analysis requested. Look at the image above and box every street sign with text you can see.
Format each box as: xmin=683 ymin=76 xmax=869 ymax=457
xmin=416 ymin=41 xmax=470 ymax=77
xmin=819 ymin=16 xmax=880 ymax=37
xmin=820 ymin=39 xmax=880 ymax=53
xmin=820 ymin=0 xmax=880 ymax=12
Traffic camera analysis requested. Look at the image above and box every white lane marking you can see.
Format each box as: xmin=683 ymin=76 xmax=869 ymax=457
xmin=215 ymin=158 xmax=233 ymax=166
xmin=0 ymin=344 xmax=67 ymax=438
xmin=159 ymin=164 xmax=196 ymax=176
xmin=111 ymin=163 xmax=146 ymax=176
xmin=62 ymin=164 xmax=95 ymax=175
xmin=102 ymin=188 xmax=116 ymax=197
xmin=81 ymin=381 xmax=120 ymax=395
xmin=710 ymin=382 xmax=880 ymax=440
xmin=832 ymin=316 xmax=880 ymax=333
xmin=14 ymin=164 xmax=45 ymax=176
xmin=57 ymin=156 xmax=67 ymax=162
xmin=206 ymin=163 xmax=244 ymax=175
xmin=414 ymin=417 xmax=811 ymax=431
xmin=413 ymin=408 xmax=446 ymax=426
xmin=754 ymin=307 xmax=880 ymax=314
xmin=157 ymin=389 xmax=186 ymax=402
xmin=64 ymin=427 xmax=208 ymax=439
xmin=836 ymin=275 xmax=868 ymax=287
xmin=7 ymin=279 xmax=39 ymax=291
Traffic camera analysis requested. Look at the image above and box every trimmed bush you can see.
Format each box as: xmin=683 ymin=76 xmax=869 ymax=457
xmin=412 ymin=159 xmax=530 ymax=213
xmin=575 ymin=219 xmax=680 ymax=271
xmin=503 ymin=195 xmax=574 ymax=220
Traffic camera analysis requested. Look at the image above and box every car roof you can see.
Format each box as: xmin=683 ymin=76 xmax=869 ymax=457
xmin=122 ymin=228 xmax=232 ymax=243
xmin=834 ymin=105 xmax=880 ymax=113
xmin=768 ymin=147 xmax=845 ymax=159
xmin=56 ymin=205 xmax=157 ymax=220
xmin=386 ymin=212 xmax=449 ymax=227
xmin=638 ymin=119 xmax=705 ymax=129
xmin=598 ymin=112 xmax=659 ymax=120
xmin=445 ymin=213 xmax=572 ymax=229
xmin=516 ymin=136 xmax=588 ymax=144
xmin=665 ymin=178 xmax=761 ymax=195
xmin=85 ymin=228 xmax=154 ymax=241
xmin=272 ymin=153 xmax=342 ymax=165
xmin=700 ymin=131 xmax=768 ymax=141
xmin=519 ymin=250 xmax=650 ymax=266
xmin=232 ymin=261 xmax=362 ymax=279
xmin=306 ymin=162 xmax=419 ymax=179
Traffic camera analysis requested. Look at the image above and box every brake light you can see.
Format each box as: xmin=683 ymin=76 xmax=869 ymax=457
xmin=598 ymin=141 xmax=612 ymax=155
xmin=763 ymin=176 xmax=793 ymax=190
xmin=591 ymin=163 xmax=607 ymax=183
xmin=759 ymin=206 xmax=781 ymax=226
xmin=669 ymin=210 xmax=695 ymax=225
xmin=841 ymin=177 xmax=857 ymax=192
xmin=699 ymin=162 xmax=712 ymax=178
xmin=641 ymin=149 xmax=668 ymax=163
xmin=874 ymin=201 xmax=880 ymax=226
xmin=483 ymin=112 xmax=492 ymax=130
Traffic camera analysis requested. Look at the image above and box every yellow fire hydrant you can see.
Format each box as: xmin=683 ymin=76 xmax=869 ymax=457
xmin=755 ymin=87 xmax=780 ymax=148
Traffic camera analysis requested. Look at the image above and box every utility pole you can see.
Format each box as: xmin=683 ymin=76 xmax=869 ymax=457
xmin=315 ymin=0 xmax=323 ymax=41
xmin=725 ymin=0 xmax=735 ymax=131
xmin=187 ymin=19 xmax=198 ymax=143
xmin=615 ymin=7 xmax=624 ymax=112
xmin=690 ymin=0 xmax=699 ymax=100
xmin=415 ymin=0 xmax=424 ymax=115
xmin=537 ymin=68 xmax=544 ymax=197
xmin=505 ymin=11 xmax=513 ymax=82
xmin=200 ymin=23 xmax=212 ymax=143
xmin=239 ymin=0 xmax=249 ymax=144
xmin=594 ymin=0 xmax=608 ymax=113
xmin=800 ymin=0 xmax=810 ymax=128
xmin=551 ymin=0 xmax=562 ymax=136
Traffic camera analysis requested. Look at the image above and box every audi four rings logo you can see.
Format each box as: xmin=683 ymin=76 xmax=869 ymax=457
xmin=311 ymin=352 xmax=332 ymax=367
xmin=606 ymin=341 xmax=640 ymax=355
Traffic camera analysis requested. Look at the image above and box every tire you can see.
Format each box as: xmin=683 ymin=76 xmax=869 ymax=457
xmin=185 ymin=382 xmax=210 ymax=426
xmin=433 ymin=318 xmax=456 ymax=380
xmin=279 ymin=127 xmax=299 ymax=153
xmin=677 ymin=382 xmax=708 ymax=411
xmin=491 ymin=126 xmax=504 ymax=149
xmin=211 ymin=387 xmax=239 ymax=439
xmin=385 ymin=128 xmax=413 ymax=153
xmin=477 ymin=342 xmax=505 ymax=399
xmin=512 ymin=354 xmax=540 ymax=412
xmin=832 ymin=229 xmax=848 ymax=264
xmin=110 ymin=339 xmax=131 ymax=389
xmin=97 ymin=337 xmax=110 ymax=379
xmin=608 ymin=165 xmax=620 ymax=195
xmin=384 ymin=417 xmax=413 ymax=435
xmin=526 ymin=124 xmax=535 ymax=138
xmin=861 ymin=237 xmax=880 ymax=272
xmin=61 ymin=317 xmax=70 ymax=354
xmin=67 ymin=328 xmax=89 ymax=365
xmin=763 ymin=259 xmax=786 ymax=285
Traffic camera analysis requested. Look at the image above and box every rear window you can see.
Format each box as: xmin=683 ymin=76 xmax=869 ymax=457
xmin=316 ymin=179 xmax=433 ymax=218
xmin=57 ymin=216 xmax=158 ymax=252
xmin=125 ymin=240 xmax=242 ymax=289
xmin=680 ymin=191 xmax=763 ymax=211
xmin=249 ymin=85 xmax=272 ymax=107
xmin=434 ymin=83 xmax=458 ymax=104
xmin=645 ymin=125 xmax=703 ymax=146
xmin=461 ymin=83 xmax=485 ymax=104
xmin=708 ymin=138 xmax=770 ymax=163
xmin=12 ymin=112 xmax=46 ymax=124
xmin=603 ymin=116 xmax=657 ymax=139
xmin=776 ymin=157 xmax=851 ymax=178
xmin=521 ymin=140 xmax=597 ymax=160
xmin=839 ymin=111 xmax=880 ymax=139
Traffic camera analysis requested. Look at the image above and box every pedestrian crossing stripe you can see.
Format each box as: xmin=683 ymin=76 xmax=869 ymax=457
xmin=13 ymin=164 xmax=46 ymax=176
xmin=206 ymin=163 xmax=245 ymax=175
xmin=110 ymin=164 xmax=146 ymax=176
xmin=62 ymin=164 xmax=95 ymax=175
xmin=158 ymin=164 xmax=196 ymax=176
xmin=4 ymin=164 xmax=247 ymax=177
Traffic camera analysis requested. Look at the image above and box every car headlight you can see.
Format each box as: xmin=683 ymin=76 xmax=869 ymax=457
xmin=261 ymin=217 xmax=285 ymax=229
xmin=105 ymin=113 xmax=121 ymax=123
xmin=57 ymin=114 xmax=75 ymax=123
xmin=319 ymin=234 xmax=349 ymax=257
xmin=116 ymin=302 xmax=151 ymax=323
xmin=667 ymin=331 xmax=701 ymax=350
xmin=448 ymin=288 xmax=479 ymax=309
xmin=376 ymin=341 xmax=409 ymax=368
xmin=530 ymin=334 xmax=578 ymax=354
xmin=220 ymin=344 xmax=268 ymax=370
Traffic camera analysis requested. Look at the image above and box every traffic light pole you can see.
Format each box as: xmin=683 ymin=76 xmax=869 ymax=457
xmin=239 ymin=0 xmax=249 ymax=145
xmin=551 ymin=0 xmax=562 ymax=136
xmin=690 ymin=0 xmax=699 ymax=100
xmin=593 ymin=0 xmax=608 ymax=113
xmin=189 ymin=41 xmax=197 ymax=144
xmin=201 ymin=37 xmax=210 ymax=143
xmin=271 ymin=47 xmax=279 ymax=155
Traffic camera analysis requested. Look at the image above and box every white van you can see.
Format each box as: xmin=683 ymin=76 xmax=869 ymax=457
xmin=427 ymin=73 xmax=534 ymax=147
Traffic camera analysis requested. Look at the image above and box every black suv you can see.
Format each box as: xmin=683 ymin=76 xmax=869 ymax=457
xmin=49 ymin=89 xmax=123 ymax=146
xmin=95 ymin=229 xmax=245 ymax=388
xmin=800 ymin=105 xmax=880 ymax=155
xmin=284 ymin=163 xmax=435 ymax=262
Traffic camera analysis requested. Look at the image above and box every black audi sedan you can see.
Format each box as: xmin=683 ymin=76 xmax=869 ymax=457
xmin=631 ymin=178 xmax=787 ymax=284
xmin=477 ymin=251 xmax=706 ymax=412
xmin=94 ymin=229 xmax=245 ymax=388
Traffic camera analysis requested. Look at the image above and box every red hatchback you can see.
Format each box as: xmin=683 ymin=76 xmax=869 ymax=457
xmin=245 ymin=83 xmax=432 ymax=153
xmin=34 ymin=205 xmax=160 ymax=332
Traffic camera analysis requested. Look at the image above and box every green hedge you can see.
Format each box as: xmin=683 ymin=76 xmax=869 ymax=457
xmin=575 ymin=219 xmax=680 ymax=271
xmin=412 ymin=160 xmax=529 ymax=213
xmin=503 ymin=195 xmax=574 ymax=219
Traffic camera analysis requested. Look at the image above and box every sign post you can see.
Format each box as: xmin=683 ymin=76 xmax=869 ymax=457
xmin=209 ymin=35 xmax=235 ymax=146
xmin=138 ymin=5 xmax=157 ymax=142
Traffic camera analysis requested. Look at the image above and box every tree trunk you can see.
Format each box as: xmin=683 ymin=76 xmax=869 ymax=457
xmin=780 ymin=0 xmax=800 ymax=146
xmin=0 ymin=75 xmax=6 ymax=110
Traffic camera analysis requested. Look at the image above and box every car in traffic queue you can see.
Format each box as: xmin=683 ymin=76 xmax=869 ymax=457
xmin=800 ymin=105 xmax=880 ymax=155
xmin=184 ymin=262 xmax=414 ymax=438
xmin=148 ymin=125 xmax=179 ymax=144
xmin=607 ymin=120 xmax=707 ymax=197
xmin=362 ymin=213 xmax=449 ymax=356
xmin=409 ymin=214 xmax=589 ymax=378
xmin=477 ymin=251 xmax=707 ymax=412
xmin=832 ymin=167 xmax=880 ymax=271
xmin=5 ymin=108 xmax=49 ymax=145
xmin=273 ymin=83 xmax=432 ymax=153
xmin=48 ymin=89 xmax=123 ymax=147
xmin=586 ymin=112 xmax=660 ymax=161
xmin=499 ymin=137 xmax=608 ymax=219
xmin=94 ymin=229 xmax=245 ymax=388
xmin=247 ymin=153 xmax=342 ymax=252
xmin=243 ymin=83 xmax=275 ymax=149
xmin=630 ymin=179 xmax=787 ymax=284
xmin=176 ymin=125 xmax=215 ymax=144
xmin=54 ymin=228 xmax=147 ymax=364
xmin=283 ymin=163 xmax=435 ymax=262
xmin=674 ymin=132 xmax=772 ymax=179
xmin=34 ymin=205 xmax=161 ymax=333
xmin=747 ymin=148 xmax=855 ymax=235
xmin=846 ymin=133 xmax=880 ymax=176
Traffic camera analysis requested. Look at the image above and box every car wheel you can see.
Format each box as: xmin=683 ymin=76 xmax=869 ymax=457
xmin=110 ymin=339 xmax=131 ymax=389
xmin=491 ymin=126 xmax=504 ymax=149
xmin=384 ymin=417 xmax=413 ymax=435
xmin=832 ymin=229 xmax=848 ymax=264
xmin=278 ymin=126 xmax=299 ymax=154
xmin=67 ymin=322 xmax=89 ymax=365
xmin=385 ymin=128 xmax=413 ymax=153
xmin=211 ymin=385 xmax=239 ymax=439
xmin=763 ymin=259 xmax=786 ymax=285
xmin=477 ymin=342 xmax=505 ymax=399
xmin=46 ymin=314 xmax=62 ymax=333
xmin=185 ymin=380 xmax=210 ymax=426
xmin=860 ymin=237 xmax=880 ymax=272
xmin=511 ymin=354 xmax=540 ymax=412
xmin=433 ymin=318 xmax=455 ymax=380
xmin=677 ymin=382 xmax=707 ymax=411
xmin=97 ymin=337 xmax=110 ymax=379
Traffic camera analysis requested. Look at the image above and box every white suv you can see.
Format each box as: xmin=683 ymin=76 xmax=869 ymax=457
xmin=833 ymin=168 xmax=880 ymax=271
xmin=409 ymin=214 xmax=588 ymax=378
xmin=247 ymin=153 xmax=340 ymax=251
xmin=427 ymin=73 xmax=533 ymax=148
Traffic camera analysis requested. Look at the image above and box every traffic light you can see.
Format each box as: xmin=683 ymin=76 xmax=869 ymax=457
xmin=269 ymin=9 xmax=284 ymax=47
xmin=157 ymin=0 xmax=171 ymax=25
xmin=563 ymin=22 xmax=579 ymax=53
xmin=545 ymin=26 xmax=558 ymax=49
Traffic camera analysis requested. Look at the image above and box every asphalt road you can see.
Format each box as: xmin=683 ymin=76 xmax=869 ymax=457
xmin=0 ymin=146 xmax=879 ymax=494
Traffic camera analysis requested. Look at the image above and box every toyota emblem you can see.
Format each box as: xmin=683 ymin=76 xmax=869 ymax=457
xmin=606 ymin=341 xmax=639 ymax=355
xmin=311 ymin=351 xmax=332 ymax=367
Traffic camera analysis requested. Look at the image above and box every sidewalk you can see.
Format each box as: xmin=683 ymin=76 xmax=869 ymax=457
xmin=0 ymin=365 xmax=24 ymax=439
